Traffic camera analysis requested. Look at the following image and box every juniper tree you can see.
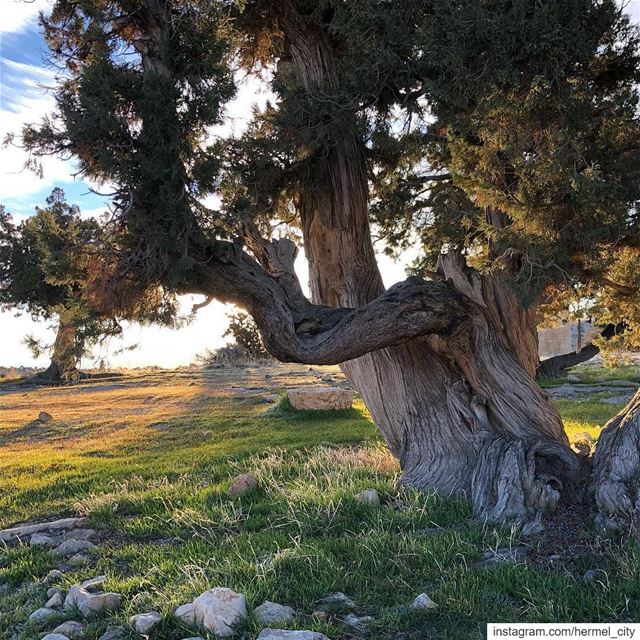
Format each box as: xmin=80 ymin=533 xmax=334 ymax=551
xmin=22 ymin=0 xmax=640 ymax=533
xmin=0 ymin=189 xmax=121 ymax=381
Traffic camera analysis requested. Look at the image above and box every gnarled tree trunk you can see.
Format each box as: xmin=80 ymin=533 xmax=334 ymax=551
xmin=269 ymin=12 xmax=579 ymax=531
xmin=34 ymin=318 xmax=81 ymax=384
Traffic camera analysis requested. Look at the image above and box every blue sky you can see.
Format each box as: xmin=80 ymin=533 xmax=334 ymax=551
xmin=1 ymin=1 xmax=640 ymax=368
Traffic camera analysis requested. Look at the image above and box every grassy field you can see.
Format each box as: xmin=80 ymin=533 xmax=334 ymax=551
xmin=1 ymin=364 xmax=639 ymax=640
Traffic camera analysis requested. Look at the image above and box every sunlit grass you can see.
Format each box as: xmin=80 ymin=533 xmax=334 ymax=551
xmin=0 ymin=365 xmax=639 ymax=640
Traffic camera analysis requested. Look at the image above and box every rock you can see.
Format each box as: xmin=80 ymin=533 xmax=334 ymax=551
xmin=81 ymin=575 xmax=107 ymax=592
xmin=566 ymin=374 xmax=580 ymax=382
xmin=287 ymin=387 xmax=354 ymax=411
xmin=46 ymin=592 xmax=65 ymax=608
xmin=181 ymin=638 xmax=205 ymax=640
xmin=43 ymin=569 xmax=65 ymax=584
xmin=316 ymin=592 xmax=356 ymax=610
xmin=410 ymin=593 xmax=437 ymax=611
xmin=191 ymin=587 xmax=248 ymax=637
xmin=355 ymin=488 xmax=381 ymax=507
xmin=31 ymin=533 xmax=56 ymax=546
xmin=321 ymin=375 xmax=333 ymax=382
xmin=227 ymin=473 xmax=258 ymax=498
xmin=174 ymin=602 xmax=196 ymax=624
xmin=0 ymin=517 xmax=86 ymax=543
xmin=68 ymin=553 xmax=90 ymax=566
xmin=53 ymin=539 xmax=97 ymax=556
xmin=130 ymin=611 xmax=162 ymax=635
xmin=257 ymin=631 xmax=330 ymax=640
xmin=52 ymin=621 xmax=86 ymax=640
xmin=253 ymin=601 xmax=296 ymax=626
xmin=48 ymin=587 xmax=62 ymax=598
xmin=28 ymin=607 xmax=58 ymax=624
xmin=64 ymin=585 xmax=121 ymax=618
xmin=41 ymin=635 xmax=69 ymax=640
xmin=66 ymin=528 xmax=97 ymax=541
xmin=311 ymin=611 xmax=328 ymax=621
xmin=39 ymin=411 xmax=54 ymax=423
xmin=97 ymin=626 xmax=126 ymax=640
xmin=583 ymin=569 xmax=607 ymax=583
xmin=342 ymin=613 xmax=374 ymax=628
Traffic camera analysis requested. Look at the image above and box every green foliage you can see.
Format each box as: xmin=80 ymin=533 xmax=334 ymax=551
xmin=0 ymin=189 xmax=123 ymax=368
xmin=23 ymin=0 xmax=235 ymax=289
xmin=224 ymin=310 xmax=269 ymax=359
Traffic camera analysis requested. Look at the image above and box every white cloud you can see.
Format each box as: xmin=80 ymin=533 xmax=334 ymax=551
xmin=0 ymin=59 xmax=73 ymax=200
xmin=0 ymin=0 xmax=52 ymax=34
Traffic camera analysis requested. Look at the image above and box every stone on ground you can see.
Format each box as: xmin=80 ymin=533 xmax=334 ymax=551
xmin=227 ymin=473 xmax=258 ymax=498
xmin=316 ymin=592 xmax=356 ymax=609
xmin=47 ymin=587 xmax=62 ymax=598
xmin=53 ymin=538 xmax=97 ymax=556
xmin=68 ymin=552 xmax=90 ymax=566
xmin=257 ymin=631 xmax=330 ymax=640
xmin=52 ymin=621 xmax=85 ymax=640
xmin=28 ymin=607 xmax=58 ymax=624
xmin=130 ymin=611 xmax=162 ymax=635
xmin=64 ymin=585 xmax=121 ymax=618
xmin=67 ymin=528 xmax=98 ymax=541
xmin=38 ymin=411 xmax=54 ymax=423
xmin=410 ymin=593 xmax=437 ymax=610
xmin=97 ymin=626 xmax=126 ymax=640
xmin=45 ymin=591 xmax=65 ymax=608
xmin=41 ymin=635 xmax=69 ymax=640
xmin=31 ymin=532 xmax=56 ymax=546
xmin=191 ymin=587 xmax=248 ymax=637
xmin=342 ymin=613 xmax=374 ymax=628
xmin=174 ymin=602 xmax=196 ymax=624
xmin=43 ymin=569 xmax=65 ymax=584
xmin=81 ymin=575 xmax=107 ymax=592
xmin=253 ymin=601 xmax=296 ymax=625
xmin=0 ymin=516 xmax=86 ymax=543
xmin=287 ymin=388 xmax=354 ymax=411
xmin=354 ymin=488 xmax=381 ymax=506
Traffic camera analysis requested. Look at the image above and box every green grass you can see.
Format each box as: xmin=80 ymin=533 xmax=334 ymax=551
xmin=1 ymin=371 xmax=639 ymax=640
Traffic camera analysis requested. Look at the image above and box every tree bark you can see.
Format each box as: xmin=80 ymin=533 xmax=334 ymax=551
xmin=34 ymin=319 xmax=81 ymax=384
xmin=593 ymin=389 xmax=640 ymax=537
xmin=264 ymin=10 xmax=578 ymax=531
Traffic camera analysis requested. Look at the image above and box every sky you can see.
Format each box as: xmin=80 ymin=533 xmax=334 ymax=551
xmin=1 ymin=0 xmax=640 ymax=369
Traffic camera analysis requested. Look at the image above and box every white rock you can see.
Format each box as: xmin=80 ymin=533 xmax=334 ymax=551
xmin=52 ymin=621 xmax=85 ymax=640
xmin=69 ymin=553 xmax=89 ymax=566
xmin=287 ymin=388 xmax=354 ymax=411
xmin=253 ymin=601 xmax=296 ymax=625
xmin=64 ymin=585 xmax=121 ymax=618
xmin=342 ymin=613 xmax=374 ymax=628
xmin=28 ymin=607 xmax=57 ymax=624
xmin=97 ymin=626 xmax=126 ymax=640
xmin=31 ymin=533 xmax=56 ymax=546
xmin=53 ymin=539 xmax=97 ymax=556
xmin=41 ymin=635 xmax=69 ymax=640
xmin=43 ymin=569 xmax=65 ymax=584
xmin=410 ymin=593 xmax=437 ymax=611
xmin=46 ymin=592 xmax=65 ymax=608
xmin=81 ymin=575 xmax=107 ymax=592
xmin=174 ymin=602 xmax=196 ymax=624
xmin=257 ymin=631 xmax=330 ymax=640
xmin=316 ymin=592 xmax=355 ymax=609
xmin=130 ymin=611 xmax=162 ymax=635
xmin=227 ymin=473 xmax=258 ymax=498
xmin=355 ymin=489 xmax=381 ymax=506
xmin=47 ymin=587 xmax=62 ymax=598
xmin=192 ymin=588 xmax=248 ymax=637
xmin=66 ymin=529 xmax=97 ymax=541
xmin=0 ymin=517 xmax=86 ymax=544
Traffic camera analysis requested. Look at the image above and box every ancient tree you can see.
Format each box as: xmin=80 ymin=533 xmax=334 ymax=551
xmin=23 ymin=0 xmax=640 ymax=532
xmin=0 ymin=189 xmax=119 ymax=382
